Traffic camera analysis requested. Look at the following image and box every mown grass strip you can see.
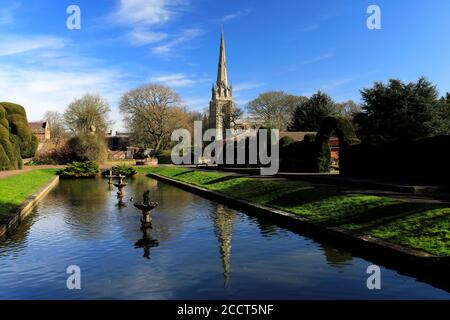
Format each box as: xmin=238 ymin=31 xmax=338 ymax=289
xmin=142 ymin=167 xmax=450 ymax=256
xmin=0 ymin=169 xmax=57 ymax=217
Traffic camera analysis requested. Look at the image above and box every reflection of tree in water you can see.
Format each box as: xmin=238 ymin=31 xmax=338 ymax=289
xmin=323 ymin=247 xmax=353 ymax=268
xmin=54 ymin=179 xmax=110 ymax=238
xmin=134 ymin=227 xmax=159 ymax=259
xmin=209 ymin=204 xmax=237 ymax=286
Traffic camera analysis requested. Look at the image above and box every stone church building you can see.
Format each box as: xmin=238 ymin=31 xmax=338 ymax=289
xmin=207 ymin=32 xmax=235 ymax=141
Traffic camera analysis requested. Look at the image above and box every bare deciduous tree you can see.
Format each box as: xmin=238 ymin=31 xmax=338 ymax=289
xmin=64 ymin=94 xmax=111 ymax=135
xmin=120 ymin=84 xmax=188 ymax=152
xmin=44 ymin=111 xmax=67 ymax=145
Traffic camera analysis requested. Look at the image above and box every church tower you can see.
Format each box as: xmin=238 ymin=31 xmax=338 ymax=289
xmin=208 ymin=31 xmax=234 ymax=141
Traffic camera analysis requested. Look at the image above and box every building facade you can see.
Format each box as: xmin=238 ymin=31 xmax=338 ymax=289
xmin=28 ymin=121 xmax=50 ymax=142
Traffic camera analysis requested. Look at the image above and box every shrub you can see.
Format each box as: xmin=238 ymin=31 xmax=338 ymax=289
xmin=109 ymin=164 xmax=137 ymax=177
xmin=68 ymin=133 xmax=108 ymax=163
xmin=280 ymin=116 xmax=360 ymax=173
xmin=156 ymin=150 xmax=173 ymax=164
xmin=31 ymin=142 xmax=75 ymax=165
xmin=279 ymin=136 xmax=295 ymax=149
xmin=57 ymin=161 xmax=100 ymax=178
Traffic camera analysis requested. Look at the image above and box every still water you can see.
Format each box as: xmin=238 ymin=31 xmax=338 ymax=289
xmin=0 ymin=176 xmax=449 ymax=299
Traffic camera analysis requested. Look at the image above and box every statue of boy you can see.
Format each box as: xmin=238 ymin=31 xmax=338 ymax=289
xmin=143 ymin=190 xmax=151 ymax=206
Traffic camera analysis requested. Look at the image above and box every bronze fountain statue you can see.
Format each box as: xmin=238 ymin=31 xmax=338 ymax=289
xmin=134 ymin=190 xmax=158 ymax=227
xmin=134 ymin=227 xmax=159 ymax=259
xmin=113 ymin=175 xmax=128 ymax=208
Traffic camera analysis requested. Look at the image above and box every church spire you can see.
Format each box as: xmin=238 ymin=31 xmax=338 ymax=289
xmin=216 ymin=31 xmax=229 ymax=90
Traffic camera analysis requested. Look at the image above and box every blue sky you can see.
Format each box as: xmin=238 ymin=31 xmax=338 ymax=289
xmin=1 ymin=0 xmax=450 ymax=130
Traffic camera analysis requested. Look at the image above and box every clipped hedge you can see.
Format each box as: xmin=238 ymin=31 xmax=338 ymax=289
xmin=0 ymin=102 xmax=38 ymax=159
xmin=343 ymin=135 xmax=450 ymax=183
xmin=280 ymin=116 xmax=360 ymax=173
xmin=0 ymin=102 xmax=36 ymax=170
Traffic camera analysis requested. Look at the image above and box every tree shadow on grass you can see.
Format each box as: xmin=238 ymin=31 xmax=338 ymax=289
xmin=341 ymin=203 xmax=449 ymax=232
xmin=203 ymin=175 xmax=241 ymax=185
xmin=173 ymin=170 xmax=196 ymax=177
xmin=268 ymin=187 xmax=340 ymax=208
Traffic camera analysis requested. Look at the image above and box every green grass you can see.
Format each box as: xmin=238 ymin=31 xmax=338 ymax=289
xmin=143 ymin=166 xmax=450 ymax=256
xmin=0 ymin=169 xmax=57 ymax=217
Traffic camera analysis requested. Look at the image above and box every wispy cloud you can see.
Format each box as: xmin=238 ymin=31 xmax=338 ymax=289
xmin=233 ymin=82 xmax=265 ymax=93
xmin=0 ymin=64 xmax=128 ymax=121
xmin=0 ymin=1 xmax=21 ymax=26
xmin=108 ymin=0 xmax=202 ymax=54
xmin=151 ymin=73 xmax=198 ymax=87
xmin=128 ymin=28 xmax=168 ymax=46
xmin=0 ymin=35 xmax=67 ymax=56
xmin=220 ymin=8 xmax=252 ymax=23
xmin=0 ymin=32 xmax=130 ymax=126
xmin=112 ymin=0 xmax=188 ymax=26
xmin=152 ymin=28 xmax=204 ymax=56
xmin=300 ymin=52 xmax=334 ymax=65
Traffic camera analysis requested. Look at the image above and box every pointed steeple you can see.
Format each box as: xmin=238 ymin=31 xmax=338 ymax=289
xmin=216 ymin=31 xmax=229 ymax=90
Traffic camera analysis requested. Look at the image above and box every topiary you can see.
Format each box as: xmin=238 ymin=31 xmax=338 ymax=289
xmin=0 ymin=104 xmax=19 ymax=170
xmin=313 ymin=116 xmax=361 ymax=173
xmin=0 ymin=102 xmax=38 ymax=159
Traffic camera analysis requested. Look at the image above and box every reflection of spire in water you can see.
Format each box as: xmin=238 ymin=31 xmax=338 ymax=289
xmin=210 ymin=204 xmax=236 ymax=286
xmin=134 ymin=227 xmax=159 ymax=259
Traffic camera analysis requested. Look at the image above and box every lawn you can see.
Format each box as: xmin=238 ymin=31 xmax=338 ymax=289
xmin=0 ymin=169 xmax=57 ymax=217
xmin=143 ymin=166 xmax=450 ymax=256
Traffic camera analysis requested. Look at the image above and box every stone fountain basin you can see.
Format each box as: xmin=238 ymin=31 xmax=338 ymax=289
xmin=134 ymin=202 xmax=159 ymax=211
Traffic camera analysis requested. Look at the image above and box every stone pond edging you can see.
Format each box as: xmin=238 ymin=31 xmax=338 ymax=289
xmin=0 ymin=176 xmax=59 ymax=240
xmin=148 ymin=172 xmax=450 ymax=282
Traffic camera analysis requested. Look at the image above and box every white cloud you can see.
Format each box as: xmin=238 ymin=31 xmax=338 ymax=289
xmin=113 ymin=0 xmax=187 ymax=26
xmin=0 ymin=33 xmax=130 ymax=131
xmin=0 ymin=64 xmax=128 ymax=122
xmin=151 ymin=73 xmax=197 ymax=87
xmin=233 ymin=82 xmax=264 ymax=93
xmin=152 ymin=28 xmax=204 ymax=56
xmin=0 ymin=35 xmax=67 ymax=56
xmin=128 ymin=28 xmax=168 ymax=46
xmin=110 ymin=0 xmax=198 ymax=51
xmin=300 ymin=52 xmax=334 ymax=65
xmin=220 ymin=8 xmax=252 ymax=23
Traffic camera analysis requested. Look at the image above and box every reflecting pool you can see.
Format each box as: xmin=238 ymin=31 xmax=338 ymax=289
xmin=0 ymin=176 xmax=449 ymax=299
